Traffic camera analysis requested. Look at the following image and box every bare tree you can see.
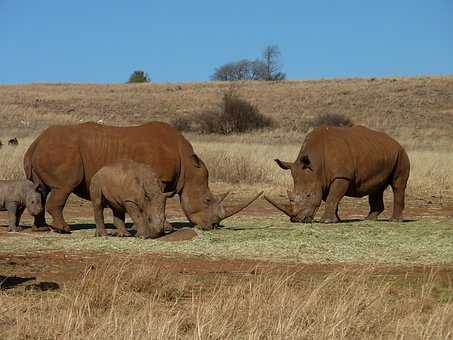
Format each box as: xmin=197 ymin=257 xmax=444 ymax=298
xmin=262 ymin=45 xmax=286 ymax=81
xmin=211 ymin=59 xmax=267 ymax=81
xmin=211 ymin=45 xmax=286 ymax=81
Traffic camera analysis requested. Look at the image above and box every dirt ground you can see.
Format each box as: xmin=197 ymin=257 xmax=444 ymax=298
xmin=1 ymin=247 xmax=453 ymax=290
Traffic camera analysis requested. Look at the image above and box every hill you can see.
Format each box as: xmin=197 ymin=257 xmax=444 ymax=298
xmin=1 ymin=76 xmax=453 ymax=148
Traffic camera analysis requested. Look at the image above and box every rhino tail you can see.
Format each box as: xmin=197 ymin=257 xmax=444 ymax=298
xmin=23 ymin=136 xmax=41 ymax=180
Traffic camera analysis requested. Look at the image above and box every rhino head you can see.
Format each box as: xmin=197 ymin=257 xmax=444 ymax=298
xmin=265 ymin=157 xmax=323 ymax=223
xmin=179 ymin=154 xmax=262 ymax=229
xmin=25 ymin=183 xmax=43 ymax=216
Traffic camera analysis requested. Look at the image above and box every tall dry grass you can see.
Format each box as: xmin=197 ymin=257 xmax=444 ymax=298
xmin=0 ymin=260 xmax=451 ymax=339
xmin=194 ymin=140 xmax=453 ymax=197
xmin=0 ymin=137 xmax=35 ymax=180
xmin=0 ymin=137 xmax=452 ymax=198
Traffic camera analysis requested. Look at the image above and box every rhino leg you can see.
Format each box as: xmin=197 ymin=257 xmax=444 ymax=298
xmin=321 ymin=178 xmax=349 ymax=223
xmin=366 ymin=190 xmax=384 ymax=221
xmin=112 ymin=209 xmax=131 ymax=237
xmin=46 ymin=189 xmax=72 ymax=233
xmin=92 ymin=205 xmax=108 ymax=237
xmin=390 ymin=180 xmax=406 ymax=222
xmin=32 ymin=188 xmax=50 ymax=232
xmin=94 ymin=211 xmax=108 ymax=236
xmin=90 ymin=186 xmax=108 ymax=237
xmin=6 ymin=202 xmax=23 ymax=232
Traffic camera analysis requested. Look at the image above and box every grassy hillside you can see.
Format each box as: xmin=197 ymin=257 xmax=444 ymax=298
xmin=1 ymin=76 xmax=453 ymax=147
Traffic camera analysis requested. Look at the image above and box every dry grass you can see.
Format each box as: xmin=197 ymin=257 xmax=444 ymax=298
xmin=0 ymin=137 xmax=35 ymax=180
xmin=0 ymin=259 xmax=452 ymax=339
xmin=1 ymin=76 xmax=453 ymax=146
xmin=1 ymin=137 xmax=452 ymax=198
xmin=194 ymin=140 xmax=453 ymax=197
xmin=2 ymin=216 xmax=453 ymax=264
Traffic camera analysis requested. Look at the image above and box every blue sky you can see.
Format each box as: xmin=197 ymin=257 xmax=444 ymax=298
xmin=1 ymin=0 xmax=452 ymax=83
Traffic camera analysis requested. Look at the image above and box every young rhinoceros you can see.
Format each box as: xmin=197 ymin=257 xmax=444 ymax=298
xmin=0 ymin=180 xmax=43 ymax=232
xmin=89 ymin=160 xmax=172 ymax=239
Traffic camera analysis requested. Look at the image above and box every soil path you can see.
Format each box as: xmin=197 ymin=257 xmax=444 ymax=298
xmin=1 ymin=251 xmax=452 ymax=288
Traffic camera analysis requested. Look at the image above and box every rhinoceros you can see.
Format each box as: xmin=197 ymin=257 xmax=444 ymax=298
xmin=24 ymin=122 xmax=262 ymax=233
xmin=265 ymin=125 xmax=410 ymax=223
xmin=0 ymin=180 xmax=42 ymax=231
xmin=90 ymin=160 xmax=172 ymax=239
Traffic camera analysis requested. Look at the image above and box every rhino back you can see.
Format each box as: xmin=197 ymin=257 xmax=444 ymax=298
xmin=0 ymin=180 xmax=33 ymax=209
xmin=92 ymin=160 xmax=161 ymax=209
xmin=300 ymin=126 xmax=406 ymax=195
xmin=27 ymin=122 xmax=184 ymax=200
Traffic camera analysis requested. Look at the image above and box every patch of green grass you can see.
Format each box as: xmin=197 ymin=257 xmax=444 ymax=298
xmin=1 ymin=216 xmax=453 ymax=264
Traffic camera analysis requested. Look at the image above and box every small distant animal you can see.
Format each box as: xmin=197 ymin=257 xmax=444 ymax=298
xmin=89 ymin=159 xmax=173 ymax=239
xmin=8 ymin=138 xmax=18 ymax=146
xmin=0 ymin=141 xmax=3 ymax=148
xmin=0 ymin=180 xmax=43 ymax=232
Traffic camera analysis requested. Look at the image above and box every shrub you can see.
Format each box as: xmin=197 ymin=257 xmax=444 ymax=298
xmin=170 ymin=115 xmax=192 ymax=132
xmin=127 ymin=70 xmax=150 ymax=83
xmin=201 ymin=91 xmax=272 ymax=134
xmin=170 ymin=90 xmax=273 ymax=134
xmin=308 ymin=113 xmax=353 ymax=129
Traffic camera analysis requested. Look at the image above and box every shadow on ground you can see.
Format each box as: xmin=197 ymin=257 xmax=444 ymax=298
xmin=0 ymin=275 xmax=35 ymax=289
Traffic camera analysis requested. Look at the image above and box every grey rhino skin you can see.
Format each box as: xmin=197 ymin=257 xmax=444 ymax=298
xmin=89 ymin=160 xmax=172 ymax=239
xmin=0 ymin=180 xmax=42 ymax=232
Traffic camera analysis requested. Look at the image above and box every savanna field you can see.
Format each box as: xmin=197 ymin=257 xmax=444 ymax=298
xmin=1 ymin=77 xmax=453 ymax=339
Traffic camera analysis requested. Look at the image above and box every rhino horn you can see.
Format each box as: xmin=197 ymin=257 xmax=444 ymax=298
xmin=220 ymin=191 xmax=263 ymax=220
xmin=217 ymin=191 xmax=230 ymax=203
xmin=263 ymin=195 xmax=295 ymax=217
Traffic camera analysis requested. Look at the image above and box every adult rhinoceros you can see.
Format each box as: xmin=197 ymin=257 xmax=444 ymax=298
xmin=24 ymin=122 xmax=262 ymax=233
xmin=265 ymin=125 xmax=410 ymax=223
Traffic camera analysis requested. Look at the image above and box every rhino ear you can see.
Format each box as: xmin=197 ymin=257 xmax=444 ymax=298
xmin=143 ymin=191 xmax=152 ymax=202
xmin=141 ymin=184 xmax=153 ymax=202
xmin=191 ymin=154 xmax=202 ymax=168
xmin=275 ymin=159 xmax=293 ymax=170
xmin=124 ymin=199 xmax=142 ymax=211
xmin=34 ymin=183 xmax=44 ymax=193
xmin=301 ymin=155 xmax=312 ymax=170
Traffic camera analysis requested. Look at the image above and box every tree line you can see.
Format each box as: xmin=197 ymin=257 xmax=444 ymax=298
xmin=127 ymin=45 xmax=286 ymax=83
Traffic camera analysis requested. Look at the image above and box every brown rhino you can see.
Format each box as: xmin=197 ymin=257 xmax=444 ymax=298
xmin=24 ymin=122 xmax=262 ymax=233
xmin=90 ymin=160 xmax=171 ymax=239
xmin=265 ymin=125 xmax=410 ymax=223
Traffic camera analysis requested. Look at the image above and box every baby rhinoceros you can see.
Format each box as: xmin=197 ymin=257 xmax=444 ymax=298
xmin=0 ymin=180 xmax=43 ymax=232
xmin=89 ymin=160 xmax=171 ymax=239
